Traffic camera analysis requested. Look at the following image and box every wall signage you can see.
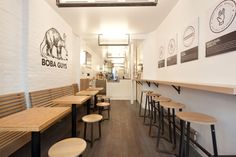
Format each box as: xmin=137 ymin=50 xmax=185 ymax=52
xmin=167 ymin=34 xmax=178 ymax=66
xmin=158 ymin=46 xmax=165 ymax=68
xmin=180 ymin=18 xmax=199 ymax=63
xmin=206 ymin=0 xmax=236 ymax=57
xmin=40 ymin=28 xmax=68 ymax=69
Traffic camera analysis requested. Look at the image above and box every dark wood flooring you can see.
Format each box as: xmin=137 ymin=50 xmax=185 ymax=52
xmin=11 ymin=100 xmax=183 ymax=157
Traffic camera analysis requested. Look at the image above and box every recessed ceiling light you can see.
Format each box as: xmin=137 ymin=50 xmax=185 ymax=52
xmin=56 ymin=0 xmax=158 ymax=7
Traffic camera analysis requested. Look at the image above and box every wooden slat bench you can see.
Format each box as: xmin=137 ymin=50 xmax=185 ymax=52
xmin=0 ymin=92 xmax=31 ymax=157
xmin=30 ymin=85 xmax=74 ymax=107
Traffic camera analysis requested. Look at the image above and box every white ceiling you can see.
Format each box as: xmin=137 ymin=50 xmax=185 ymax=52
xmin=45 ymin=0 xmax=179 ymax=55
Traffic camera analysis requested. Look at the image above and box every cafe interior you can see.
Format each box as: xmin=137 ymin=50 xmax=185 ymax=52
xmin=0 ymin=0 xmax=236 ymax=157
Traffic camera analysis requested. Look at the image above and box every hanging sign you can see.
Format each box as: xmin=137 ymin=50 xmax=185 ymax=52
xmin=206 ymin=0 xmax=236 ymax=57
xmin=180 ymin=18 xmax=199 ymax=63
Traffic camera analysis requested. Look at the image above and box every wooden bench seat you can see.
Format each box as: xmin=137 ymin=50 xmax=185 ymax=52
xmin=0 ymin=93 xmax=31 ymax=157
xmin=30 ymin=85 xmax=74 ymax=107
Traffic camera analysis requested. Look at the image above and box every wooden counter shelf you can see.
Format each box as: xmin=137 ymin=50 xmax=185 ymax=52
xmin=134 ymin=79 xmax=236 ymax=95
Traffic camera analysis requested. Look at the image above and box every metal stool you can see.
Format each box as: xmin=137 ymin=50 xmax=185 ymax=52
xmin=176 ymin=112 xmax=218 ymax=157
xmin=152 ymin=96 xmax=171 ymax=137
xmin=143 ymin=91 xmax=154 ymax=125
xmin=48 ymin=138 xmax=86 ymax=157
xmin=138 ymin=90 xmax=152 ymax=117
xmin=157 ymin=101 xmax=185 ymax=153
xmin=97 ymin=95 xmax=111 ymax=103
xmin=97 ymin=102 xmax=111 ymax=120
xmin=82 ymin=114 xmax=103 ymax=147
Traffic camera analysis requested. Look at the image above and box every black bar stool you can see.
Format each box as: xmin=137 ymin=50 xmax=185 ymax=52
xmin=157 ymin=101 xmax=185 ymax=152
xmin=152 ymin=96 xmax=171 ymax=137
xmin=138 ymin=90 xmax=152 ymax=117
xmin=82 ymin=114 xmax=103 ymax=147
xmin=143 ymin=91 xmax=154 ymax=125
xmin=176 ymin=112 xmax=218 ymax=157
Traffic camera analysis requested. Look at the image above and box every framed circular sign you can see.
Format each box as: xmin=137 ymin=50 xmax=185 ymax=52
xmin=168 ymin=39 xmax=176 ymax=55
xmin=183 ymin=26 xmax=195 ymax=47
xmin=209 ymin=0 xmax=236 ymax=33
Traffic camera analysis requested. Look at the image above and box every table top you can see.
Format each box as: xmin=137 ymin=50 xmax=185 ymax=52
xmin=86 ymin=87 xmax=103 ymax=91
xmin=0 ymin=107 xmax=71 ymax=132
xmin=76 ymin=90 xmax=99 ymax=96
xmin=53 ymin=95 xmax=91 ymax=105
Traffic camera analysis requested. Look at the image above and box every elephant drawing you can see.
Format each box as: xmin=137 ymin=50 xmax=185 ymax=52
xmin=40 ymin=28 xmax=68 ymax=60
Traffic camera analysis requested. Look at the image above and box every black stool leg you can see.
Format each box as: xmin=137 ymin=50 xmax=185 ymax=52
xmin=186 ymin=122 xmax=191 ymax=157
xmin=156 ymin=104 xmax=162 ymax=148
xmin=143 ymin=95 xmax=148 ymax=124
xmin=172 ymin=109 xmax=176 ymax=148
xmin=139 ymin=91 xmax=144 ymax=117
xmin=211 ymin=125 xmax=218 ymax=156
xmin=99 ymin=121 xmax=102 ymax=138
xmin=84 ymin=122 xmax=87 ymax=139
xmin=167 ymin=108 xmax=172 ymax=143
xmin=149 ymin=98 xmax=154 ymax=136
xmin=179 ymin=120 xmax=185 ymax=157
xmin=161 ymin=106 xmax=164 ymax=135
xmin=91 ymin=123 xmax=94 ymax=148
xmin=108 ymin=106 xmax=110 ymax=120
xmin=154 ymin=101 xmax=157 ymax=123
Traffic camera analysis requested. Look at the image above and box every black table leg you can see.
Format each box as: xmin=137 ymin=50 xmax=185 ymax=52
xmin=31 ymin=132 xmax=40 ymax=157
xmin=72 ymin=104 xmax=77 ymax=137
xmin=86 ymin=99 xmax=91 ymax=114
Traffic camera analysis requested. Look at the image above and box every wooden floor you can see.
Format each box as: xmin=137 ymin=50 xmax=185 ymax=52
xmin=11 ymin=100 xmax=180 ymax=157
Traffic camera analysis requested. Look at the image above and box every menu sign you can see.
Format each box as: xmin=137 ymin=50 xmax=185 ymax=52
xmin=167 ymin=34 xmax=178 ymax=66
xmin=180 ymin=19 xmax=199 ymax=63
xmin=206 ymin=0 xmax=236 ymax=57
xmin=158 ymin=46 xmax=165 ymax=68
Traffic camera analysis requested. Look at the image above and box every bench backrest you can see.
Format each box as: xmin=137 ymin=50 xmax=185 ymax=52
xmin=80 ymin=79 xmax=90 ymax=91
xmin=29 ymin=85 xmax=74 ymax=107
xmin=0 ymin=92 xmax=26 ymax=118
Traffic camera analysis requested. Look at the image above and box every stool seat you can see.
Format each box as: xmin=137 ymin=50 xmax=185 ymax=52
xmin=176 ymin=112 xmax=216 ymax=125
xmin=160 ymin=101 xmax=185 ymax=109
xmin=82 ymin=114 xmax=103 ymax=123
xmin=153 ymin=96 xmax=171 ymax=102
xmin=48 ymin=138 xmax=86 ymax=157
xmin=97 ymin=102 xmax=110 ymax=107
xmin=146 ymin=92 xmax=161 ymax=97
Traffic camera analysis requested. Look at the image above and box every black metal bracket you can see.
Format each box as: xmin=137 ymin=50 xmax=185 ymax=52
xmin=172 ymin=85 xmax=181 ymax=94
xmin=136 ymin=81 xmax=143 ymax=85
xmin=154 ymin=82 xmax=159 ymax=88
xmin=146 ymin=81 xmax=151 ymax=87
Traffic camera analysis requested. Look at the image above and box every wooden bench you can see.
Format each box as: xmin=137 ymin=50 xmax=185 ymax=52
xmin=29 ymin=85 xmax=74 ymax=107
xmin=0 ymin=92 xmax=31 ymax=157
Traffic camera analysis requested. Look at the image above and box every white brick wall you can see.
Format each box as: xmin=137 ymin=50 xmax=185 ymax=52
xmin=0 ymin=0 xmax=23 ymax=94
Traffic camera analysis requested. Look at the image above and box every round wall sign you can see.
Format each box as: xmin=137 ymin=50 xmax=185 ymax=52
xmin=168 ymin=39 xmax=176 ymax=55
xmin=209 ymin=0 xmax=236 ymax=33
xmin=159 ymin=46 xmax=165 ymax=59
xmin=183 ymin=26 xmax=195 ymax=47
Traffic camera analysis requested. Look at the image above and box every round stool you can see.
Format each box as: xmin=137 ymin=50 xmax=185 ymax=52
xmin=152 ymin=96 xmax=171 ymax=136
xmin=97 ymin=95 xmax=111 ymax=103
xmin=143 ymin=92 xmax=160 ymax=125
xmin=48 ymin=138 xmax=86 ymax=157
xmin=157 ymin=101 xmax=185 ymax=151
xmin=82 ymin=114 xmax=103 ymax=147
xmin=176 ymin=112 xmax=218 ymax=157
xmin=138 ymin=90 xmax=152 ymax=117
xmin=97 ymin=102 xmax=111 ymax=120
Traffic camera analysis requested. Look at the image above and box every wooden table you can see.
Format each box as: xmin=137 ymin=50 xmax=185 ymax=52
xmin=86 ymin=87 xmax=103 ymax=91
xmin=53 ymin=95 xmax=91 ymax=137
xmin=0 ymin=107 xmax=70 ymax=157
xmin=76 ymin=90 xmax=99 ymax=110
